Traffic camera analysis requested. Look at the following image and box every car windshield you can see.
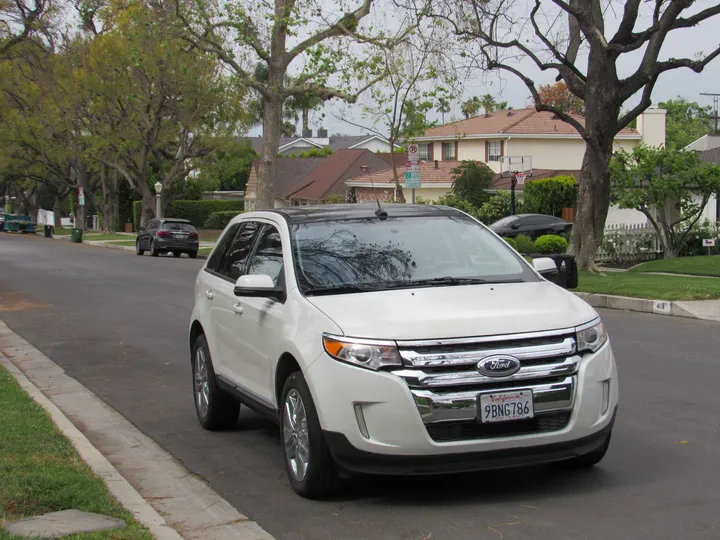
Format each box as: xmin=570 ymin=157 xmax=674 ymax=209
xmin=492 ymin=216 xmax=519 ymax=227
xmin=291 ymin=214 xmax=538 ymax=295
xmin=162 ymin=222 xmax=195 ymax=232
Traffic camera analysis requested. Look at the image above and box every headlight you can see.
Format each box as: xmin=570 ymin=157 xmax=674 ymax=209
xmin=576 ymin=320 xmax=607 ymax=353
xmin=322 ymin=335 xmax=402 ymax=370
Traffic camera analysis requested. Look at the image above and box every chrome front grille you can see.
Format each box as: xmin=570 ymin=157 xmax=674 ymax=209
xmin=390 ymin=328 xmax=580 ymax=441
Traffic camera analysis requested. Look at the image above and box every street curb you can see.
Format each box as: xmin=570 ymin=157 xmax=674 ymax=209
xmin=50 ymin=235 xmax=209 ymax=259
xmin=0 ymin=353 xmax=183 ymax=540
xmin=0 ymin=321 xmax=274 ymax=540
xmin=573 ymin=292 xmax=717 ymax=321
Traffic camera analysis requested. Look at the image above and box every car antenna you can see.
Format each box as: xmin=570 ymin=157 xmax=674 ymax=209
xmin=375 ymin=199 xmax=388 ymax=219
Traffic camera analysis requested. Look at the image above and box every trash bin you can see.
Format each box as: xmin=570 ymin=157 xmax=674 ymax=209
xmin=70 ymin=228 xmax=83 ymax=243
xmin=530 ymin=253 xmax=577 ymax=289
xmin=44 ymin=225 xmax=53 ymax=238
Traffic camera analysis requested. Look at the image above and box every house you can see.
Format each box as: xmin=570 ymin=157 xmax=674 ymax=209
xmin=242 ymin=130 xmax=397 ymax=156
xmin=685 ymin=134 xmax=720 ymax=152
xmin=244 ymin=149 xmax=393 ymax=209
xmin=347 ymin=107 xmax=667 ymax=226
xmin=696 ymin=145 xmax=720 ymax=223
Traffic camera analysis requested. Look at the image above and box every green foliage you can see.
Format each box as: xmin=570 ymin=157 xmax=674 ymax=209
xmin=658 ymin=97 xmax=714 ymax=150
xmin=435 ymin=193 xmax=480 ymax=218
xmin=523 ymin=176 xmax=577 ymax=217
xmin=326 ymin=193 xmax=344 ymax=204
xmin=535 ymin=234 xmax=568 ymax=254
xmin=414 ymin=195 xmax=428 ymax=204
xmin=515 ymin=234 xmax=536 ymax=254
xmin=298 ymin=147 xmax=332 ymax=158
xmin=204 ymin=210 xmax=244 ymax=229
xmin=197 ymin=140 xmax=257 ymax=192
xmin=611 ymin=145 xmax=720 ymax=257
xmin=133 ymin=199 xmax=245 ymax=230
xmin=477 ymin=190 xmax=519 ymax=224
xmin=451 ymin=161 xmax=494 ymax=207
xmin=503 ymin=237 xmax=517 ymax=250
xmin=677 ymin=220 xmax=720 ymax=257
xmin=346 ymin=187 xmax=357 ymax=203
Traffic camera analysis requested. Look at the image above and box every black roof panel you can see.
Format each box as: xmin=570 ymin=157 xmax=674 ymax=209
xmin=272 ymin=204 xmax=462 ymax=223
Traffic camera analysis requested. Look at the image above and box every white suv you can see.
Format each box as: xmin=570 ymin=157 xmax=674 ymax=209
xmin=189 ymin=204 xmax=618 ymax=498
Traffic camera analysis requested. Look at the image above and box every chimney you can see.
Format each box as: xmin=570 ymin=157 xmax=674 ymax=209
xmin=302 ymin=129 xmax=312 ymax=138
xmin=360 ymin=164 xmax=368 ymax=172
xmin=507 ymin=111 xmax=514 ymax=116
xmin=317 ymin=127 xmax=328 ymax=138
xmin=434 ymin=160 xmax=439 ymax=169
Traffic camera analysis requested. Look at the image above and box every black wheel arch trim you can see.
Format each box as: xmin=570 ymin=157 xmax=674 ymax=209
xmin=216 ymin=374 xmax=279 ymax=424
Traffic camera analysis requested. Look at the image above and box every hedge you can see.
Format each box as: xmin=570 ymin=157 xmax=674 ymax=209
xmin=204 ymin=210 xmax=244 ymax=229
xmin=523 ymin=176 xmax=577 ymax=217
xmin=503 ymin=237 xmax=517 ymax=250
xmin=534 ymin=234 xmax=568 ymax=254
xmin=133 ymin=199 xmax=245 ymax=230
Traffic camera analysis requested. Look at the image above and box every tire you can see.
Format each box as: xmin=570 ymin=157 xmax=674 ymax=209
xmin=280 ymin=372 xmax=340 ymax=498
xmin=191 ymin=334 xmax=240 ymax=430
xmin=557 ymin=431 xmax=611 ymax=469
xmin=136 ymin=240 xmax=145 ymax=256
xmin=189 ymin=250 xmax=198 ymax=259
xmin=173 ymin=251 xmax=182 ymax=258
xmin=149 ymin=240 xmax=159 ymax=257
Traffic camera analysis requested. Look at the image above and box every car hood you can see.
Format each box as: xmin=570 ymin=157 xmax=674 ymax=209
xmin=306 ymin=281 xmax=597 ymax=341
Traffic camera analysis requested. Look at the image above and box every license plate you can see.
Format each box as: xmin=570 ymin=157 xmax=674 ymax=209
xmin=478 ymin=390 xmax=534 ymax=423
xmin=173 ymin=233 xmax=188 ymax=239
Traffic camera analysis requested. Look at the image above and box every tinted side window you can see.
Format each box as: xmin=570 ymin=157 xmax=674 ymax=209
xmin=219 ymin=222 xmax=260 ymax=281
xmin=247 ymin=225 xmax=284 ymax=285
xmin=206 ymin=224 xmax=240 ymax=273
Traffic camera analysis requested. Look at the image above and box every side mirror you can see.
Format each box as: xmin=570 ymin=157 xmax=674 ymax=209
xmin=234 ymin=274 xmax=284 ymax=301
xmin=511 ymin=223 xmax=520 ymax=230
xmin=533 ymin=257 xmax=558 ymax=278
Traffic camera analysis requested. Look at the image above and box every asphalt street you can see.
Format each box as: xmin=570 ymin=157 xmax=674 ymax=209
xmin=2 ymin=233 xmax=720 ymax=540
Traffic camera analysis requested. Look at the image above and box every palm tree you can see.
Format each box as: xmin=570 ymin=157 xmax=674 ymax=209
xmin=461 ymin=96 xmax=481 ymax=119
xmin=436 ymin=97 xmax=451 ymax=124
xmin=480 ymin=94 xmax=498 ymax=114
xmin=286 ymin=92 xmax=324 ymax=134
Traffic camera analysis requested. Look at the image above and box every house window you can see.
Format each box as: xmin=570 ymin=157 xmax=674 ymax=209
xmin=442 ymin=142 xmax=456 ymax=161
xmin=419 ymin=143 xmax=430 ymax=160
xmin=488 ymin=140 xmax=502 ymax=162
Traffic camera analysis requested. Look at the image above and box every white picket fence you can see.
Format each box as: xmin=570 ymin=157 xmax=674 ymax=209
xmin=595 ymin=223 xmax=662 ymax=266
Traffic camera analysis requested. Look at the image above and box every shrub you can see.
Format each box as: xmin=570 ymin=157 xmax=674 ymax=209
xmin=435 ymin=193 xmax=480 ymax=219
xmin=326 ymin=193 xmax=344 ymax=204
xmin=204 ymin=211 xmax=244 ymax=229
xmin=503 ymin=237 xmax=517 ymax=250
xmin=515 ymin=234 xmax=536 ymax=254
xmin=450 ymin=161 xmax=495 ymax=207
xmin=535 ymin=234 xmax=568 ymax=254
xmin=477 ymin=190 xmax=522 ymax=224
xmin=523 ymin=176 xmax=577 ymax=217
xmin=133 ymin=199 xmax=245 ymax=230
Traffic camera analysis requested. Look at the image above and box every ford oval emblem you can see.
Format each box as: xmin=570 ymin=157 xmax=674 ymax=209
xmin=477 ymin=355 xmax=521 ymax=377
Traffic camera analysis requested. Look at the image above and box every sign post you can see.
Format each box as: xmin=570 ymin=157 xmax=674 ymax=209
xmin=407 ymin=144 xmax=421 ymax=203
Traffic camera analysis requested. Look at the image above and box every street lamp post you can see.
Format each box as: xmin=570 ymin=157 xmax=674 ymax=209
xmin=154 ymin=182 xmax=163 ymax=219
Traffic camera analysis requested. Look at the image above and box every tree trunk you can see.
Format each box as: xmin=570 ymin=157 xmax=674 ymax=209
xmin=302 ymin=108 xmax=310 ymax=133
xmin=53 ymin=193 xmax=63 ymax=228
xmin=141 ymin=196 xmax=155 ymax=228
xmin=257 ymin=94 xmax=283 ymax=210
xmin=389 ymin=139 xmax=406 ymax=203
xmin=101 ymin=170 xmax=118 ymax=233
xmin=567 ymin=46 xmax=619 ymax=272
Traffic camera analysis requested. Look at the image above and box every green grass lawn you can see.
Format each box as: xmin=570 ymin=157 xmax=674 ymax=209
xmin=106 ymin=240 xmax=137 ymax=247
xmin=82 ymin=233 xmax=134 ymax=242
xmin=573 ymin=271 xmax=720 ymax=301
xmin=0 ymin=365 xmax=151 ymax=539
xmin=198 ymin=247 xmax=212 ymax=256
xmin=629 ymin=255 xmax=720 ymax=277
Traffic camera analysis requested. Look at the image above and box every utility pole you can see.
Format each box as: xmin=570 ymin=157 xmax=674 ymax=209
xmin=700 ymin=93 xmax=720 ymax=133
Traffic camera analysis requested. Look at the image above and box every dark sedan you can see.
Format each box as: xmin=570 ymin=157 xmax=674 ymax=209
xmin=490 ymin=214 xmax=572 ymax=239
xmin=136 ymin=218 xmax=199 ymax=258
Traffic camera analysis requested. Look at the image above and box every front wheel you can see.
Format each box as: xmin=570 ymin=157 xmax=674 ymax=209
xmin=192 ymin=335 xmax=240 ymax=430
xmin=280 ymin=372 xmax=339 ymax=498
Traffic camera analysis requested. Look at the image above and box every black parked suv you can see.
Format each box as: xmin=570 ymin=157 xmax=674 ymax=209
xmin=136 ymin=218 xmax=199 ymax=258
xmin=490 ymin=214 xmax=572 ymax=239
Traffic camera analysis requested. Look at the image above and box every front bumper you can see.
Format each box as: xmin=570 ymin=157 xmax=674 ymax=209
xmin=324 ymin=408 xmax=615 ymax=475
xmin=305 ymin=338 xmax=618 ymax=470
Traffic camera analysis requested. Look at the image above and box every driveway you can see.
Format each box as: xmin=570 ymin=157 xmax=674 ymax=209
xmin=1 ymin=233 xmax=720 ymax=540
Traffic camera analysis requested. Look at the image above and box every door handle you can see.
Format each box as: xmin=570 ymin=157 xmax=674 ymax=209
xmin=205 ymin=289 xmax=214 ymax=300
xmin=232 ymin=303 xmax=244 ymax=315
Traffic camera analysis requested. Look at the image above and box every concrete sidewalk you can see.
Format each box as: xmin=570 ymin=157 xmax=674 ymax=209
xmin=575 ymin=292 xmax=720 ymax=323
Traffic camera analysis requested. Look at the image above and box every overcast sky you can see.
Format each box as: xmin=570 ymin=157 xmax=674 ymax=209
xmin=273 ymin=0 xmax=720 ymax=137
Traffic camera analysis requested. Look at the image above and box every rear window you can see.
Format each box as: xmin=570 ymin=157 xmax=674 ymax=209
xmin=162 ymin=222 xmax=195 ymax=232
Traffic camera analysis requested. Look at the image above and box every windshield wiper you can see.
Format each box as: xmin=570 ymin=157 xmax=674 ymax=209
xmin=384 ymin=277 xmax=488 ymax=289
xmin=303 ymin=284 xmax=380 ymax=296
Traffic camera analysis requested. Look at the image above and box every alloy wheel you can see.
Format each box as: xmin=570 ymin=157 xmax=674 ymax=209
xmin=194 ymin=347 xmax=210 ymax=419
xmin=283 ymin=389 xmax=310 ymax=482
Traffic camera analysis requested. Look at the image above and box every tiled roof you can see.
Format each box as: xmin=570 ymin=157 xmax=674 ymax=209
xmin=420 ymin=108 xmax=640 ymax=138
xmin=250 ymin=157 xmax=325 ymax=197
xmin=239 ymin=135 xmax=388 ymax=155
xmin=699 ymin=147 xmax=720 ymax=165
xmin=284 ymin=149 xmax=392 ymax=200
